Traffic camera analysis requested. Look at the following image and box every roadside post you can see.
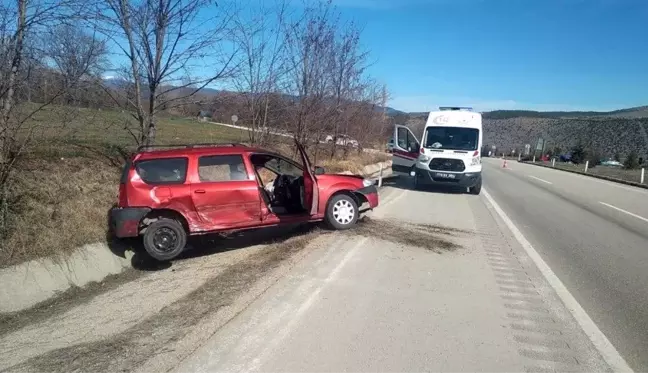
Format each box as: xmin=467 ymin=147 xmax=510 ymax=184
xmin=641 ymin=168 xmax=645 ymax=184
xmin=518 ymin=153 xmax=521 ymax=161
xmin=585 ymin=161 xmax=589 ymax=173
xmin=378 ymin=162 xmax=383 ymax=187
xmin=533 ymin=155 xmax=536 ymax=163
xmin=552 ymin=158 xmax=556 ymax=167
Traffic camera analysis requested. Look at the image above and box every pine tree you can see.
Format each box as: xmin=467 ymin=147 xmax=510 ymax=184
xmin=571 ymin=142 xmax=586 ymax=164
xmin=624 ymin=151 xmax=640 ymax=169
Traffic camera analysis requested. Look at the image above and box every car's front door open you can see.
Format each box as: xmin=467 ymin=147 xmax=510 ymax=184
xmin=392 ymin=125 xmax=420 ymax=174
xmin=295 ymin=140 xmax=319 ymax=215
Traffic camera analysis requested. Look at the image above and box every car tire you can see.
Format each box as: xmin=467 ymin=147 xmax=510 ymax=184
xmin=142 ymin=219 xmax=187 ymax=261
xmin=325 ymin=194 xmax=359 ymax=230
xmin=468 ymin=178 xmax=482 ymax=195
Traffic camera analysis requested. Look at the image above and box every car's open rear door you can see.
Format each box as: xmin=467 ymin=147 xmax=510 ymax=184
xmin=295 ymin=139 xmax=319 ymax=215
xmin=392 ymin=124 xmax=419 ymax=174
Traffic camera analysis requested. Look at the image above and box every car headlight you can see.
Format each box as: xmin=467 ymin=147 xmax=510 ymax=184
xmin=419 ymin=154 xmax=431 ymax=162
xmin=362 ymin=178 xmax=374 ymax=187
xmin=470 ymin=156 xmax=481 ymax=166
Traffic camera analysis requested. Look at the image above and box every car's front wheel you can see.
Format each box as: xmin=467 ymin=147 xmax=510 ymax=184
xmin=409 ymin=166 xmax=419 ymax=190
xmin=142 ymin=219 xmax=187 ymax=261
xmin=325 ymin=194 xmax=359 ymax=230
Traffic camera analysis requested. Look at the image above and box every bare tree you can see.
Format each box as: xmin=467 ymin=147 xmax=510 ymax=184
xmin=282 ymin=0 xmax=337 ymax=149
xmin=230 ymin=0 xmax=289 ymax=145
xmin=45 ymin=24 xmax=109 ymax=105
xmin=327 ymin=22 xmax=369 ymax=158
xmin=98 ymin=0 xmax=238 ymax=146
xmin=0 ymin=0 xmax=94 ymax=241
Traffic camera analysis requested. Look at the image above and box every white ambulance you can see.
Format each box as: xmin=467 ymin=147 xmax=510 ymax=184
xmin=391 ymin=107 xmax=483 ymax=194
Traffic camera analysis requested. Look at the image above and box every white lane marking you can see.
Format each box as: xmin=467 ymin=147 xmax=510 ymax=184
xmin=245 ymin=237 xmax=366 ymax=372
xmin=529 ymin=175 xmax=553 ymax=185
xmin=483 ymin=189 xmax=633 ymax=373
xmin=600 ymin=202 xmax=648 ymax=224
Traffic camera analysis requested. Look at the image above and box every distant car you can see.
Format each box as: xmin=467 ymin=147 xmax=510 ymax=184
xmin=601 ymin=159 xmax=623 ymax=167
xmin=325 ymin=134 xmax=359 ymax=148
xmin=110 ymin=140 xmax=378 ymax=261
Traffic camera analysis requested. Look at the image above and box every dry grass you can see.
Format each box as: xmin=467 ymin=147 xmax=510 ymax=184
xmin=7 ymin=228 xmax=321 ymax=373
xmin=1 ymin=157 xmax=119 ymax=267
xmin=317 ymin=151 xmax=390 ymax=174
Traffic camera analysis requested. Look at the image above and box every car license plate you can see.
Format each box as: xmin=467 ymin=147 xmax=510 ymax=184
xmin=435 ymin=173 xmax=456 ymax=179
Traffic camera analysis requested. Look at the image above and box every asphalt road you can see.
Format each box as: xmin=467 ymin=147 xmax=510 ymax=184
xmin=174 ymin=177 xmax=613 ymax=373
xmin=483 ymin=157 xmax=648 ymax=371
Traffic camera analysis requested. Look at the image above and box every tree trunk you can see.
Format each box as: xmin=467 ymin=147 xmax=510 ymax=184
xmin=0 ymin=0 xmax=27 ymax=164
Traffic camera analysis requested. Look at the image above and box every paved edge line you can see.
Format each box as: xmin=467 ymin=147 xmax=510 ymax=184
xmin=600 ymin=202 xmax=648 ymax=224
xmin=482 ymin=188 xmax=634 ymax=373
xmin=529 ymin=175 xmax=553 ymax=184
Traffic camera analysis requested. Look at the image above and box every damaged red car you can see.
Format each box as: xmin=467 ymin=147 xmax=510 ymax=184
xmin=110 ymin=140 xmax=379 ymax=261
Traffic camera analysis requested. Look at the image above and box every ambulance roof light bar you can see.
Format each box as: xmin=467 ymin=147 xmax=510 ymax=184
xmin=439 ymin=106 xmax=473 ymax=111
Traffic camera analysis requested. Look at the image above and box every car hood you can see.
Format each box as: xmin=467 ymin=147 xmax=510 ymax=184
xmin=316 ymin=173 xmax=365 ymax=187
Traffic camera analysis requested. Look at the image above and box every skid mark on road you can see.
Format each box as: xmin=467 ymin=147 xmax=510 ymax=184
xmin=343 ymin=217 xmax=464 ymax=254
xmin=469 ymin=198 xmax=606 ymax=373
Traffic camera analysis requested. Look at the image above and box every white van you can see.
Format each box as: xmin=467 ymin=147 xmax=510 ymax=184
xmin=391 ymin=107 xmax=483 ymax=194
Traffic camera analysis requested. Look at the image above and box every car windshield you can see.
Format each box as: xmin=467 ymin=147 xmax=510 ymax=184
xmin=423 ymin=126 xmax=479 ymax=151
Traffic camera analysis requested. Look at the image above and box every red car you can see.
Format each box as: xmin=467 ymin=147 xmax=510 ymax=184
xmin=110 ymin=140 xmax=379 ymax=261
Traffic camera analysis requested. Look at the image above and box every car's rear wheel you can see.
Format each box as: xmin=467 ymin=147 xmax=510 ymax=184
xmin=142 ymin=219 xmax=187 ymax=261
xmin=468 ymin=178 xmax=482 ymax=195
xmin=325 ymin=194 xmax=359 ymax=230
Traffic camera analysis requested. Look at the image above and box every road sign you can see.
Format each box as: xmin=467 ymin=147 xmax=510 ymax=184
xmin=231 ymin=115 xmax=238 ymax=124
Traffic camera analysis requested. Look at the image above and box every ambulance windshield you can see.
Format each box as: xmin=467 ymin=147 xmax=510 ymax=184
xmin=423 ymin=126 xmax=479 ymax=151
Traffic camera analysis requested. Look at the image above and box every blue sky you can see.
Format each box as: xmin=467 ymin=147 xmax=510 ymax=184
xmin=330 ymin=0 xmax=648 ymax=112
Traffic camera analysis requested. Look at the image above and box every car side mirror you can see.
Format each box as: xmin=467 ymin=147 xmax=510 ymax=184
xmin=314 ymin=166 xmax=325 ymax=175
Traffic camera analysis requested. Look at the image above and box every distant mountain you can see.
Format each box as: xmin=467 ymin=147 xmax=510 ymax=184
xmin=400 ymin=106 xmax=648 ymax=120
xmin=483 ymin=106 xmax=648 ymax=119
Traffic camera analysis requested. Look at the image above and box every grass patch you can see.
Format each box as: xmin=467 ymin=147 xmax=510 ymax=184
xmin=6 ymin=227 xmax=322 ymax=373
xmin=1 ymin=157 xmax=119 ymax=267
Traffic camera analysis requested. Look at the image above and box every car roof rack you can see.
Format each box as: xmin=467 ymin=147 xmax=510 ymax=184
xmin=136 ymin=143 xmax=247 ymax=152
xmin=439 ymin=106 xmax=473 ymax=111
